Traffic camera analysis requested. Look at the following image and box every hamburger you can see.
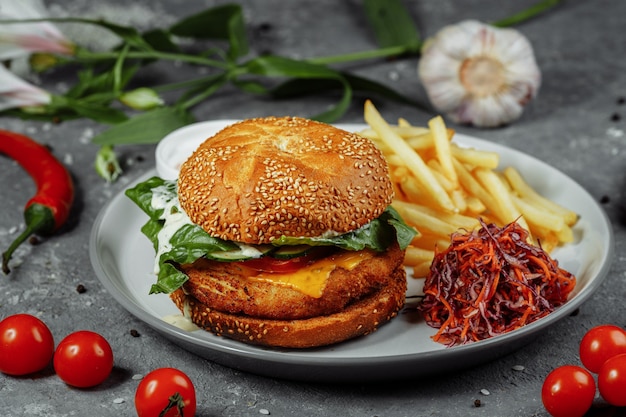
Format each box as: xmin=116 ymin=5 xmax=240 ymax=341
xmin=126 ymin=116 xmax=416 ymax=348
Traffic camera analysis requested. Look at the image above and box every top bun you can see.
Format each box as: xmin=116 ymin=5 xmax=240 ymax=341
xmin=177 ymin=116 xmax=393 ymax=244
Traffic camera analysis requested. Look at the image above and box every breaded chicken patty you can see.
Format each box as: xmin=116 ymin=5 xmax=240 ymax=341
xmin=179 ymin=242 xmax=405 ymax=320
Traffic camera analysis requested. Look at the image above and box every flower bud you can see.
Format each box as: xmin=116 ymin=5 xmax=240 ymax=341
xmin=0 ymin=64 xmax=51 ymax=111
xmin=119 ymin=88 xmax=164 ymax=110
xmin=29 ymin=53 xmax=62 ymax=72
xmin=0 ymin=0 xmax=75 ymax=61
xmin=95 ymin=145 xmax=122 ymax=182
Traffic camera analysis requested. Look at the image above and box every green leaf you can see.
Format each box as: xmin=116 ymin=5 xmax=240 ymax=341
xmin=169 ymin=4 xmax=249 ymax=59
xmin=152 ymin=262 xmax=188 ymax=294
xmin=124 ymin=176 xmax=171 ymax=220
xmin=363 ymin=0 xmax=421 ymax=50
xmin=43 ymin=17 xmax=155 ymax=51
xmin=245 ymin=55 xmax=339 ymax=78
xmin=92 ymin=106 xmax=195 ymax=145
xmin=141 ymin=219 xmax=163 ymax=252
xmin=311 ymin=81 xmax=351 ymax=123
xmin=269 ymin=73 xmax=424 ymax=109
xmin=244 ymin=55 xmax=353 ymax=122
xmin=66 ymin=65 xmax=139 ymax=99
xmin=231 ymin=79 xmax=272 ymax=95
xmin=176 ymin=73 xmax=229 ymax=109
xmin=142 ymin=29 xmax=181 ymax=53
xmin=382 ymin=205 xmax=417 ymax=250
xmin=492 ymin=0 xmax=562 ymax=27
xmin=125 ymin=177 xmax=417 ymax=294
xmin=58 ymin=98 xmax=128 ymax=124
xmin=273 ymin=207 xmax=416 ymax=251
xmin=167 ymin=224 xmax=238 ymax=263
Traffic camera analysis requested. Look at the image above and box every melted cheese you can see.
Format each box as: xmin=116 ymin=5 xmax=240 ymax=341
xmin=245 ymin=250 xmax=374 ymax=298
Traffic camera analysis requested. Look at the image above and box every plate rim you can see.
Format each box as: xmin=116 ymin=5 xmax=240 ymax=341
xmin=89 ymin=120 xmax=615 ymax=380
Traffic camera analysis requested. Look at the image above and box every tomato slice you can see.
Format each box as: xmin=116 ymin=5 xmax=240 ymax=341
xmin=241 ymin=247 xmax=332 ymax=273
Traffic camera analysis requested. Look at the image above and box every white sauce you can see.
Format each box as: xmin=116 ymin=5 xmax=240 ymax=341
xmin=150 ymin=184 xmax=194 ymax=273
xmin=162 ymin=297 xmax=200 ymax=331
xmin=234 ymin=242 xmax=265 ymax=257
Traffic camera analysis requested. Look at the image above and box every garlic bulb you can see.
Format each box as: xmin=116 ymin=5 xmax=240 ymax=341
xmin=418 ymin=20 xmax=541 ymax=128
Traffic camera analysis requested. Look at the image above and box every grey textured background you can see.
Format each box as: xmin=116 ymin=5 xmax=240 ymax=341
xmin=1 ymin=0 xmax=624 ymax=416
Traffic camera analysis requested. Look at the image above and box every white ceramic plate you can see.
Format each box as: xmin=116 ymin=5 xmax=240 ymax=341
xmin=90 ymin=121 xmax=614 ymax=382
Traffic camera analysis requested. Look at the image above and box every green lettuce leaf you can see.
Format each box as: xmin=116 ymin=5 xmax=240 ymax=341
xmin=125 ymin=176 xmax=417 ymax=294
xmin=273 ymin=206 xmax=415 ymax=251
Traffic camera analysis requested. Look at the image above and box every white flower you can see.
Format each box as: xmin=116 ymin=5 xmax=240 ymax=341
xmin=0 ymin=0 xmax=74 ymax=60
xmin=0 ymin=64 xmax=50 ymax=111
xmin=418 ymin=20 xmax=541 ymax=128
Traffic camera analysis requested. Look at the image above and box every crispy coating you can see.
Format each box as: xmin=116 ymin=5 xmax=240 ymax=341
xmin=170 ymin=263 xmax=407 ymax=348
xmin=179 ymin=243 xmax=405 ymax=320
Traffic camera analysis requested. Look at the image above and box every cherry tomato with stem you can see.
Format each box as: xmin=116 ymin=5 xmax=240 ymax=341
xmin=579 ymin=324 xmax=626 ymax=373
xmin=598 ymin=353 xmax=626 ymax=406
xmin=541 ymin=365 xmax=596 ymax=417
xmin=0 ymin=314 xmax=54 ymax=376
xmin=53 ymin=330 xmax=114 ymax=388
xmin=135 ymin=367 xmax=196 ymax=417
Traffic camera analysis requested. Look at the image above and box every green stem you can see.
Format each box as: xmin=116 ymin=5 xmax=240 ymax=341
xmin=178 ymin=73 xmax=230 ymax=110
xmin=308 ymin=44 xmax=417 ymax=66
xmin=74 ymin=49 xmax=230 ymax=70
xmin=2 ymin=204 xmax=56 ymax=274
xmin=152 ymin=74 xmax=226 ymax=93
xmin=2 ymin=221 xmax=41 ymax=275
xmin=307 ymin=0 xmax=561 ymax=66
xmin=492 ymin=0 xmax=562 ymax=27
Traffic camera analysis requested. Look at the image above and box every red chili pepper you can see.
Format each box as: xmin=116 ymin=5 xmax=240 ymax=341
xmin=1 ymin=130 xmax=74 ymax=274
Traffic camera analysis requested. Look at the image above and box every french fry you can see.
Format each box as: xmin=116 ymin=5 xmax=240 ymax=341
xmin=359 ymin=126 xmax=430 ymax=141
xmin=404 ymin=246 xmax=436 ymax=266
xmin=359 ymin=101 xmax=579 ymax=278
xmin=427 ymin=160 xmax=455 ymax=192
xmin=451 ymin=145 xmax=500 ymax=169
xmin=452 ymin=159 xmax=498 ymax=210
xmin=392 ymin=200 xmax=461 ymax=237
xmin=394 ymin=200 xmax=480 ymax=231
xmin=405 ymin=134 xmax=435 ymax=152
xmin=450 ymin=189 xmax=468 ymax=213
xmin=503 ymin=166 xmax=578 ymax=225
xmin=364 ymin=100 xmax=456 ymax=213
xmin=511 ymin=195 xmax=566 ymax=233
xmin=474 ymin=167 xmax=531 ymax=234
xmin=429 ymin=115 xmax=458 ymax=187
xmin=465 ymin=195 xmax=486 ymax=214
xmin=413 ymin=261 xmax=432 ymax=278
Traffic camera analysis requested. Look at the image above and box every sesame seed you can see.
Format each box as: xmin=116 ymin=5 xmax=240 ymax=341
xmin=177 ymin=116 xmax=393 ymax=243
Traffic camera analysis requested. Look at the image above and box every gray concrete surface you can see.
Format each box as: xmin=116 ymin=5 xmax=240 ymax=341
xmin=1 ymin=0 xmax=625 ymax=416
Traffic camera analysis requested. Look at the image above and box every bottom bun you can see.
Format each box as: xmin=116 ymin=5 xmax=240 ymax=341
xmin=170 ymin=265 xmax=407 ymax=348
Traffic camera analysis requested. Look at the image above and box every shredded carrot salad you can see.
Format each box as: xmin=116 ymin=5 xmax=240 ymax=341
xmin=418 ymin=219 xmax=576 ymax=346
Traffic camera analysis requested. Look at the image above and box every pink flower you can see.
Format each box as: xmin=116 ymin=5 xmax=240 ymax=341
xmin=0 ymin=64 xmax=50 ymax=111
xmin=0 ymin=0 xmax=74 ymax=60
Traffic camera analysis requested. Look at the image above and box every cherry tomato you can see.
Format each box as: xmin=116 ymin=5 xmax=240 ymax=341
xmin=0 ymin=314 xmax=54 ymax=376
xmin=598 ymin=353 xmax=626 ymax=406
xmin=53 ymin=330 xmax=113 ymax=388
xmin=579 ymin=324 xmax=626 ymax=373
xmin=135 ymin=368 xmax=196 ymax=417
xmin=541 ymin=365 xmax=596 ymax=417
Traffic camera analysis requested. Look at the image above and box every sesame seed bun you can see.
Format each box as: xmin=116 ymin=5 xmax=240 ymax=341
xmin=177 ymin=116 xmax=394 ymax=244
xmin=170 ymin=263 xmax=406 ymax=348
